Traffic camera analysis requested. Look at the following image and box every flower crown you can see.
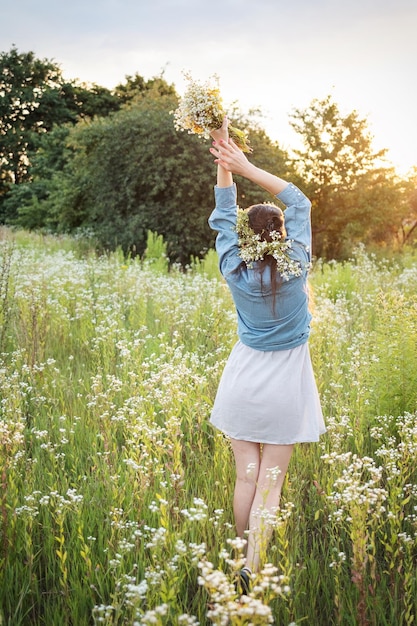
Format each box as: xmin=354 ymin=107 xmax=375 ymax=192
xmin=235 ymin=208 xmax=303 ymax=279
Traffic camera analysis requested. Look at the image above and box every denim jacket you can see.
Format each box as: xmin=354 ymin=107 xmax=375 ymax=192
xmin=208 ymin=182 xmax=312 ymax=351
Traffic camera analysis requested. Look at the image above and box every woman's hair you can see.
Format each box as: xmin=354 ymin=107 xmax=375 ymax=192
xmin=235 ymin=203 xmax=287 ymax=306
xmin=247 ymin=203 xmax=286 ymax=242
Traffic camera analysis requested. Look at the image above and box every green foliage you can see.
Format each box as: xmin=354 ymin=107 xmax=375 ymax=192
xmin=398 ymin=169 xmax=417 ymax=247
xmin=47 ymin=94 xmax=215 ymax=263
xmin=114 ymin=72 xmax=177 ymax=104
xmin=0 ymin=46 xmax=121 ymax=219
xmin=0 ymin=48 xmax=116 ymax=192
xmin=142 ymin=230 xmax=169 ymax=272
xmin=0 ymin=46 xmax=64 ymax=193
xmin=67 ymin=82 xmax=120 ymax=119
xmin=43 ymin=95 xmax=291 ymax=265
xmin=190 ymin=248 xmax=222 ymax=280
xmin=2 ymin=126 xmax=72 ymax=228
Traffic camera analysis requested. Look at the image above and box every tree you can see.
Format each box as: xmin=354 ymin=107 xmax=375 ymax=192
xmin=397 ymin=169 xmax=417 ymax=246
xmin=2 ymin=125 xmax=73 ymax=227
xmin=45 ymin=93 xmax=215 ymax=263
xmin=289 ymin=95 xmax=402 ymax=259
xmin=68 ymin=82 xmax=120 ymax=119
xmin=114 ymin=72 xmax=176 ymax=104
xmin=0 ymin=46 xmax=64 ymax=192
xmin=0 ymin=48 xmax=179 ymax=223
xmin=0 ymin=46 xmax=121 ymax=218
xmin=224 ymin=107 xmax=297 ymax=207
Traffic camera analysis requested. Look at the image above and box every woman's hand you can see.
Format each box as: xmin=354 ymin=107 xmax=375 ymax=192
xmin=210 ymin=136 xmax=253 ymax=178
xmin=210 ymin=116 xmax=229 ymax=144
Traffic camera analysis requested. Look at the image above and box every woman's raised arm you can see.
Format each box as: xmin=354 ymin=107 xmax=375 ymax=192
xmin=210 ymin=134 xmax=289 ymax=196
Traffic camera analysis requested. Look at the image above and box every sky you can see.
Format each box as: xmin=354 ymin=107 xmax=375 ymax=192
xmin=3 ymin=0 xmax=417 ymax=174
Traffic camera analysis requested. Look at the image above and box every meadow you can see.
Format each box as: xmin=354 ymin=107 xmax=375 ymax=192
xmin=1 ymin=227 xmax=417 ymax=626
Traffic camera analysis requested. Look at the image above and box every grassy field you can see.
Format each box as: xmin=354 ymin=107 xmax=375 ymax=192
xmin=1 ymin=227 xmax=417 ymax=625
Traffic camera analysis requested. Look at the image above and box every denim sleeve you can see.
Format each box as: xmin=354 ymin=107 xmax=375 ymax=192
xmin=277 ymin=183 xmax=312 ymax=258
xmin=208 ymin=184 xmax=242 ymax=275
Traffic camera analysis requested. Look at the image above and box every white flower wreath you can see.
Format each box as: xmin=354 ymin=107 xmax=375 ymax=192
xmin=235 ymin=209 xmax=305 ymax=279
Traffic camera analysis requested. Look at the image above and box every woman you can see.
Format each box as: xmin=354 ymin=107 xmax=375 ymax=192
xmin=208 ymin=119 xmax=325 ymax=593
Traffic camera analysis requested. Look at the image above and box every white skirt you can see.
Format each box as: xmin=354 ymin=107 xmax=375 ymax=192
xmin=210 ymin=341 xmax=326 ymax=444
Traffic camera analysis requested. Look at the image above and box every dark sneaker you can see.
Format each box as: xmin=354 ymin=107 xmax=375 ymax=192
xmin=235 ymin=568 xmax=251 ymax=596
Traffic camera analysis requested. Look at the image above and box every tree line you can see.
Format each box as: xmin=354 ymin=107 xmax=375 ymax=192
xmin=1 ymin=46 xmax=416 ymax=263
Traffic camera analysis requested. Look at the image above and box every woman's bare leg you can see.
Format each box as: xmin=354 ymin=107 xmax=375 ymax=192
xmin=245 ymin=443 xmax=293 ymax=572
xmin=230 ymin=439 xmax=293 ymax=572
xmin=230 ymin=439 xmax=261 ymax=538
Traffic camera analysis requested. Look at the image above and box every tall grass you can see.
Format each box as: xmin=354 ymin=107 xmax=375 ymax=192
xmin=1 ymin=227 xmax=417 ymax=625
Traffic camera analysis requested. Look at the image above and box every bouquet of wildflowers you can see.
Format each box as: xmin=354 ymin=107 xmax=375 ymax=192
xmin=172 ymin=72 xmax=252 ymax=152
